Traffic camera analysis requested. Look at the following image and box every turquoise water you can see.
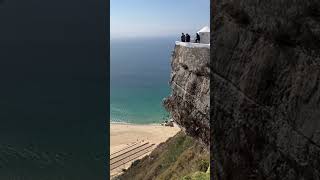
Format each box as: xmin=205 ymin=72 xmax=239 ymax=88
xmin=111 ymin=37 xmax=176 ymax=124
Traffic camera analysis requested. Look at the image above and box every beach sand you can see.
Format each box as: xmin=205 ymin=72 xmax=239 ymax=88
xmin=110 ymin=123 xmax=180 ymax=177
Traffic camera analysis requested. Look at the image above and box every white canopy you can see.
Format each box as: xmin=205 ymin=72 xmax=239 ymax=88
xmin=197 ymin=26 xmax=210 ymax=44
xmin=197 ymin=26 xmax=210 ymax=33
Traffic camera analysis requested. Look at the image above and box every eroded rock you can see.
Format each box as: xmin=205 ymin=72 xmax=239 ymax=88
xmin=211 ymin=0 xmax=320 ymax=179
xmin=164 ymin=44 xmax=210 ymax=147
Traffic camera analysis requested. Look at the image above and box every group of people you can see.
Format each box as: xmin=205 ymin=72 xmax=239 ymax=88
xmin=181 ymin=33 xmax=200 ymax=43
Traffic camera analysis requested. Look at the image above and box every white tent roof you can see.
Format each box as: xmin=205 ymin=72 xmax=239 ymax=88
xmin=197 ymin=26 xmax=210 ymax=33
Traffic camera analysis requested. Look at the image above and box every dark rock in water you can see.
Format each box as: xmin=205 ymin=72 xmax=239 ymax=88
xmin=211 ymin=0 xmax=320 ymax=179
xmin=163 ymin=44 xmax=210 ymax=147
xmin=164 ymin=121 xmax=174 ymax=127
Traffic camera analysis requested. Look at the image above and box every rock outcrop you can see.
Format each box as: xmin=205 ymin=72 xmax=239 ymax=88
xmin=164 ymin=42 xmax=210 ymax=147
xmin=211 ymin=0 xmax=320 ymax=179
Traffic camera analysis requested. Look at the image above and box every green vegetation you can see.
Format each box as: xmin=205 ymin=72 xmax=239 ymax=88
xmin=116 ymin=131 xmax=209 ymax=180
xmin=183 ymin=166 xmax=210 ymax=180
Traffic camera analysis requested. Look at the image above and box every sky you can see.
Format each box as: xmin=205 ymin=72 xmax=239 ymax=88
xmin=111 ymin=0 xmax=210 ymax=38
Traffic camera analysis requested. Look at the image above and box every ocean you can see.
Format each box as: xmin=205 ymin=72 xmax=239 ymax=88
xmin=0 ymin=0 xmax=108 ymax=179
xmin=111 ymin=37 xmax=176 ymax=124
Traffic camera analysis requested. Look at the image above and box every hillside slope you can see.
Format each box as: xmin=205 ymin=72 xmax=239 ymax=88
xmin=116 ymin=131 xmax=209 ymax=180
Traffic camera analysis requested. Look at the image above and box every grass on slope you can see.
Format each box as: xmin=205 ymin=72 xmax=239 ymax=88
xmin=182 ymin=166 xmax=210 ymax=180
xmin=116 ymin=131 xmax=209 ymax=180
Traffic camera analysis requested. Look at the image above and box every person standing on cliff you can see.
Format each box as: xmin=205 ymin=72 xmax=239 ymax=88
xmin=195 ymin=33 xmax=200 ymax=43
xmin=186 ymin=33 xmax=191 ymax=42
xmin=181 ymin=33 xmax=186 ymax=42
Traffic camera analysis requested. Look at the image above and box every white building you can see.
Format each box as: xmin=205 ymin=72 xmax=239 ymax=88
xmin=197 ymin=26 xmax=210 ymax=44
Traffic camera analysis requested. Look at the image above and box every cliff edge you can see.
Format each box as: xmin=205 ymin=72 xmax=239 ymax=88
xmin=211 ymin=0 xmax=320 ymax=179
xmin=164 ymin=42 xmax=210 ymax=147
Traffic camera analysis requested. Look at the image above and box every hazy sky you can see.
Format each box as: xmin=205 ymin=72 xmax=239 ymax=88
xmin=111 ymin=0 xmax=210 ymax=38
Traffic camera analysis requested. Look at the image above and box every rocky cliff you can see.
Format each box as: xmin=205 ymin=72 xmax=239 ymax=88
xmin=164 ymin=42 xmax=210 ymax=147
xmin=117 ymin=42 xmax=210 ymax=180
xmin=211 ymin=0 xmax=320 ymax=179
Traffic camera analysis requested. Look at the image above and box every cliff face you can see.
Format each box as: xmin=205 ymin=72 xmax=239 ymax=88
xmin=118 ymin=43 xmax=210 ymax=180
xmin=164 ymin=43 xmax=210 ymax=146
xmin=211 ymin=0 xmax=320 ymax=179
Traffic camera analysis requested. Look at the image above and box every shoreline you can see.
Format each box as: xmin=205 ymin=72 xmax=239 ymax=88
xmin=110 ymin=121 xmax=161 ymax=126
xmin=110 ymin=122 xmax=180 ymax=177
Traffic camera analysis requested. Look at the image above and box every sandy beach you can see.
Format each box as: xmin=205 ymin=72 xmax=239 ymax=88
xmin=110 ymin=123 xmax=180 ymax=177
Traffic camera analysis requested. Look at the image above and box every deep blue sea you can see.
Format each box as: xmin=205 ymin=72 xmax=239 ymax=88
xmin=0 ymin=0 xmax=107 ymax=179
xmin=111 ymin=37 xmax=176 ymax=124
